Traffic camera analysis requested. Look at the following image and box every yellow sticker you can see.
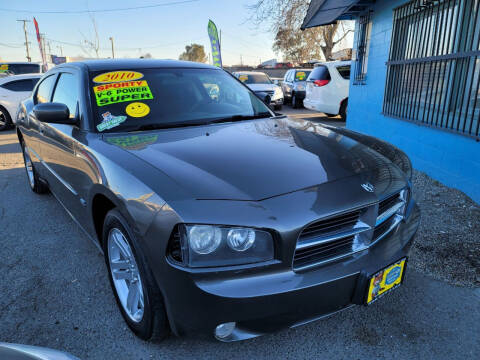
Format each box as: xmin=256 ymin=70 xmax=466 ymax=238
xmin=296 ymin=71 xmax=306 ymax=80
xmin=238 ymin=74 xmax=248 ymax=82
xmin=126 ymin=102 xmax=150 ymax=118
xmin=0 ymin=64 xmax=8 ymax=72
xmin=93 ymin=71 xmax=143 ymax=83
xmin=93 ymin=80 xmax=153 ymax=107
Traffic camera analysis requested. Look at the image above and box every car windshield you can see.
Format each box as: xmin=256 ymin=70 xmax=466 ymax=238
xmin=237 ymin=73 xmax=272 ymax=84
xmin=294 ymin=70 xmax=311 ymax=82
xmin=89 ymin=68 xmax=272 ymax=133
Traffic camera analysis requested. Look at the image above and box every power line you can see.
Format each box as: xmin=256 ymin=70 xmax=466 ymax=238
xmin=0 ymin=0 xmax=199 ymax=14
xmin=0 ymin=42 xmax=24 ymax=48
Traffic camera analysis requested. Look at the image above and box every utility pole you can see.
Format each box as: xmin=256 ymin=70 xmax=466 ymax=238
xmin=109 ymin=37 xmax=115 ymax=58
xmin=57 ymin=45 xmax=63 ymax=56
xmin=240 ymin=54 xmax=243 ymax=66
xmin=40 ymin=34 xmax=47 ymax=60
xmin=17 ymin=19 xmax=31 ymax=62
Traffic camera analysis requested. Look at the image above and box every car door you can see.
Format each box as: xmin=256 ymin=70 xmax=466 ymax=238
xmin=22 ymin=74 xmax=58 ymax=176
xmin=0 ymin=78 xmax=39 ymax=117
xmin=39 ymin=71 xmax=87 ymax=219
xmin=282 ymin=70 xmax=293 ymax=100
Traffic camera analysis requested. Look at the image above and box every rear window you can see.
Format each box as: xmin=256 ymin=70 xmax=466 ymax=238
xmin=308 ymin=66 xmax=331 ymax=81
xmin=0 ymin=63 xmax=41 ymax=75
xmin=237 ymin=73 xmax=272 ymax=84
xmin=1 ymin=78 xmax=39 ymax=92
xmin=336 ymin=65 xmax=351 ymax=80
xmin=294 ymin=70 xmax=311 ymax=81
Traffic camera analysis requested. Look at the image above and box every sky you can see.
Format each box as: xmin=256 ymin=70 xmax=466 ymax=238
xmin=0 ymin=0 xmax=283 ymax=66
xmin=0 ymin=0 xmax=353 ymax=66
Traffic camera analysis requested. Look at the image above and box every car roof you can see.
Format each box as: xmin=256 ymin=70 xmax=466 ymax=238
xmin=0 ymin=73 xmax=42 ymax=84
xmin=315 ymin=60 xmax=351 ymax=67
xmin=54 ymin=59 xmax=218 ymax=72
xmin=0 ymin=61 xmax=42 ymax=65
xmin=233 ymin=71 xmax=268 ymax=75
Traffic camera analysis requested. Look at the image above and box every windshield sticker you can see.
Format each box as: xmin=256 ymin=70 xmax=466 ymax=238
xmin=93 ymin=80 xmax=153 ymax=107
xmin=125 ymin=102 xmax=150 ymax=118
xmin=0 ymin=64 xmax=8 ymax=73
xmin=238 ymin=74 xmax=248 ymax=82
xmin=97 ymin=112 xmax=127 ymax=132
xmin=93 ymin=71 xmax=143 ymax=83
xmin=106 ymin=134 xmax=158 ymax=150
xmin=296 ymin=71 xmax=306 ymax=80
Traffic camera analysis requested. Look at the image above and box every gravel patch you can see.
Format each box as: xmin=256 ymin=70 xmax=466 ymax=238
xmin=411 ymin=170 xmax=480 ymax=288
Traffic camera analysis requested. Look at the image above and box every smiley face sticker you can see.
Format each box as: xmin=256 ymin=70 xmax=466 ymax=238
xmin=126 ymin=102 xmax=150 ymax=118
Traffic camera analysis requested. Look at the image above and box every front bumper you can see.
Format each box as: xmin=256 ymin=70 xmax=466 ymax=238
xmin=155 ymin=202 xmax=420 ymax=340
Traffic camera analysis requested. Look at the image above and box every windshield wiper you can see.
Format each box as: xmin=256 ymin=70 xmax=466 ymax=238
xmin=208 ymin=112 xmax=272 ymax=124
xmin=127 ymin=122 xmax=201 ymax=132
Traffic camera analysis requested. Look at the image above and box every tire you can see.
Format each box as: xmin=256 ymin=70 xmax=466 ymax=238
xmin=20 ymin=139 xmax=49 ymax=194
xmin=339 ymin=99 xmax=348 ymax=121
xmin=325 ymin=113 xmax=336 ymax=117
xmin=292 ymin=94 xmax=300 ymax=108
xmin=274 ymin=104 xmax=282 ymax=111
xmin=0 ymin=106 xmax=12 ymax=131
xmin=103 ymin=209 xmax=169 ymax=341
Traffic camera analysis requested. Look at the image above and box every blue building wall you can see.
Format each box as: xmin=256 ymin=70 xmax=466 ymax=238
xmin=347 ymin=0 xmax=480 ymax=203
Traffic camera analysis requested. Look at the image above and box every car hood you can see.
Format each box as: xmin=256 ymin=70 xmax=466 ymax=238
xmin=246 ymin=83 xmax=278 ymax=92
xmin=103 ymin=117 xmax=402 ymax=201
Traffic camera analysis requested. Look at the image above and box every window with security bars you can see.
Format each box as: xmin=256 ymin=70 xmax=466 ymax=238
xmin=353 ymin=12 xmax=372 ymax=84
xmin=383 ymin=0 xmax=480 ymax=139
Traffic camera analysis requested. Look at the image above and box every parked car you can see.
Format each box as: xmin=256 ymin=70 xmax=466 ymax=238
xmin=0 ymin=62 xmax=42 ymax=76
xmin=232 ymin=71 xmax=283 ymax=110
xmin=282 ymin=68 xmax=312 ymax=108
xmin=0 ymin=74 xmax=41 ymax=131
xmin=16 ymin=59 xmax=419 ymax=343
xmin=0 ymin=342 xmax=79 ymax=360
xmin=303 ymin=61 xmax=351 ymax=120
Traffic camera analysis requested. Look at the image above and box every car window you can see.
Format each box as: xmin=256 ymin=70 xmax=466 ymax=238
xmin=283 ymin=70 xmax=290 ymax=81
xmin=52 ymin=73 xmax=79 ymax=118
xmin=237 ymin=73 xmax=272 ymax=84
xmin=308 ymin=66 xmax=331 ymax=81
xmin=1 ymin=78 xmax=39 ymax=92
xmin=90 ymin=68 xmax=271 ymax=133
xmin=0 ymin=63 xmax=41 ymax=75
xmin=35 ymin=75 xmax=57 ymax=103
xmin=294 ymin=70 xmax=311 ymax=82
xmin=336 ymin=65 xmax=351 ymax=80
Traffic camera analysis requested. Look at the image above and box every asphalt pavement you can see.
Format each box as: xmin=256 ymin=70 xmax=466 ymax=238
xmin=0 ymin=109 xmax=479 ymax=360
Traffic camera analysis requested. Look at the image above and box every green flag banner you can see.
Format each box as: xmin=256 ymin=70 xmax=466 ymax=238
xmin=208 ymin=20 xmax=222 ymax=68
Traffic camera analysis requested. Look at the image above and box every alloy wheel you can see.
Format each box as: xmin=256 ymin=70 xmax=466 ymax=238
xmin=0 ymin=110 xmax=6 ymax=127
xmin=107 ymin=228 xmax=145 ymax=323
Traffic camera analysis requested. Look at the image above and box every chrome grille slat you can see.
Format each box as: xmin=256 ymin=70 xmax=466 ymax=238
xmin=293 ymin=189 xmax=408 ymax=272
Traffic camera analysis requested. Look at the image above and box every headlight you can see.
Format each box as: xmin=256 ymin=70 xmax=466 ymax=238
xmin=174 ymin=224 xmax=274 ymax=268
xmin=188 ymin=225 xmax=222 ymax=254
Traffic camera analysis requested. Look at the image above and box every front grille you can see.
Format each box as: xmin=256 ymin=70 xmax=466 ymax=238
xmin=378 ymin=192 xmax=400 ymax=215
xmin=293 ymin=209 xmax=366 ymax=271
xmin=292 ymin=188 xmax=409 ymax=272
xmin=255 ymin=90 xmax=274 ymax=95
xmin=299 ymin=210 xmax=361 ymax=240
xmin=373 ymin=215 xmax=396 ymax=239
xmin=294 ymin=236 xmax=355 ymax=269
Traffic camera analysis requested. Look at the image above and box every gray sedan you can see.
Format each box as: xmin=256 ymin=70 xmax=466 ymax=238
xmin=15 ymin=59 xmax=420 ymax=342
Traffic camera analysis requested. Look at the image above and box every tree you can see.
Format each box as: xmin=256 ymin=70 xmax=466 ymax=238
xmin=179 ymin=44 xmax=208 ymax=63
xmin=248 ymin=0 xmax=352 ymax=62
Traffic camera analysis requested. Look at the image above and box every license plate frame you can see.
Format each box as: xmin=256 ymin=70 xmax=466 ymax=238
xmin=366 ymin=258 xmax=407 ymax=305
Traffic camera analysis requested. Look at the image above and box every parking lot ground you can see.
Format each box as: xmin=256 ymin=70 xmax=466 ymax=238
xmin=0 ymin=112 xmax=479 ymax=359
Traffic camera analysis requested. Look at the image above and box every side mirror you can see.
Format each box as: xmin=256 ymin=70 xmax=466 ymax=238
xmin=33 ymin=102 xmax=76 ymax=125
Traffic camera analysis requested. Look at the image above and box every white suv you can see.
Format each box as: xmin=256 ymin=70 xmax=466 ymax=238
xmin=303 ymin=61 xmax=350 ymax=120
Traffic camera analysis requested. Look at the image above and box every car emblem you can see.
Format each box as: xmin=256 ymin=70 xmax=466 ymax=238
xmin=361 ymin=182 xmax=374 ymax=192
